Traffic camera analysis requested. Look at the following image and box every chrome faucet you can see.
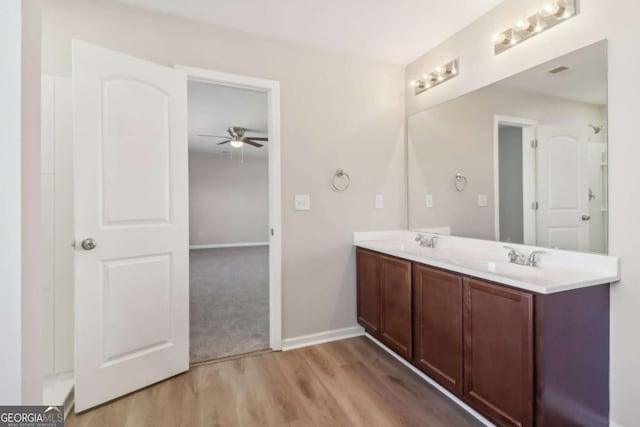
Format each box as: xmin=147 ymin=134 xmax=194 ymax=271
xmin=504 ymin=246 xmax=546 ymax=267
xmin=526 ymin=250 xmax=546 ymax=267
xmin=416 ymin=233 xmax=438 ymax=248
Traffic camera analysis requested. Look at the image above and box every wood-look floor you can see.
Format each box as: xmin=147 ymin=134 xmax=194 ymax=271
xmin=66 ymin=337 xmax=481 ymax=427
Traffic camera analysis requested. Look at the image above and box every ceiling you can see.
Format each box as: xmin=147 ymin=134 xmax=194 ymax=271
xmin=188 ymin=81 xmax=268 ymax=157
xmin=114 ymin=0 xmax=504 ymax=64
xmin=494 ymin=41 xmax=607 ymax=106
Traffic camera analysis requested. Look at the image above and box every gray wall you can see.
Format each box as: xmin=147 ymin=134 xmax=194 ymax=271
xmin=41 ymin=0 xmax=406 ymax=340
xmin=189 ymin=152 xmax=269 ymax=245
xmin=498 ymin=126 xmax=523 ymax=244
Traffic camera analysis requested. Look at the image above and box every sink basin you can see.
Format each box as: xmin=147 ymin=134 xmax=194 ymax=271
xmin=463 ymin=259 xmax=544 ymax=279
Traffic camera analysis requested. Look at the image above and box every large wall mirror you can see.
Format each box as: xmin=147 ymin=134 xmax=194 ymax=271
xmin=408 ymin=40 xmax=608 ymax=253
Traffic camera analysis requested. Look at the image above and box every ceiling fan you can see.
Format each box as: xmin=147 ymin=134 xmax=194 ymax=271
xmin=197 ymin=126 xmax=267 ymax=148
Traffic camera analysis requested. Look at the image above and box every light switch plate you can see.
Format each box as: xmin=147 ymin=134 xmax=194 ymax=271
xmin=477 ymin=194 xmax=488 ymax=207
xmin=425 ymin=194 xmax=434 ymax=208
xmin=295 ymin=194 xmax=310 ymax=211
xmin=375 ymin=194 xmax=384 ymax=209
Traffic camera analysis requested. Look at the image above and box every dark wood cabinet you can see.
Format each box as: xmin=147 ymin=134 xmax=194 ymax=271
xmin=379 ymin=254 xmax=412 ymax=359
xmin=413 ymin=264 xmax=463 ymax=394
xmin=356 ymin=249 xmax=412 ymax=359
xmin=463 ymin=277 xmax=534 ymax=427
xmin=355 ymin=248 xmax=609 ymax=427
xmin=356 ymin=249 xmax=380 ymax=334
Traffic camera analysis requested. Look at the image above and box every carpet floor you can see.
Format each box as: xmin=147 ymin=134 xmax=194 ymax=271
xmin=189 ymin=246 xmax=269 ymax=364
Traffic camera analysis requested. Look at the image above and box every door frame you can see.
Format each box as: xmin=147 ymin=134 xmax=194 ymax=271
xmin=493 ymin=115 xmax=538 ymax=244
xmin=175 ymin=66 xmax=282 ymax=351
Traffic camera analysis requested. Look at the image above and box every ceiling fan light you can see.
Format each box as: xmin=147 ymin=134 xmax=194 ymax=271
xmin=230 ymin=139 xmax=243 ymax=148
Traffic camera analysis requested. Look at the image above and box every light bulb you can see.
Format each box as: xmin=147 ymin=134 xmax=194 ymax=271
xmin=437 ymin=75 xmax=444 ymax=82
xmin=541 ymin=2 xmax=560 ymax=17
xmin=230 ymin=139 xmax=243 ymax=148
xmin=410 ymin=80 xmax=416 ymax=87
xmin=515 ymin=20 xmax=529 ymax=30
xmin=436 ymin=66 xmax=444 ymax=75
xmin=493 ymin=32 xmax=510 ymax=45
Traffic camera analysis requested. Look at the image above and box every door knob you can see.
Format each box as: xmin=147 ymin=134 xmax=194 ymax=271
xmin=581 ymin=214 xmax=591 ymax=221
xmin=81 ymin=238 xmax=97 ymax=251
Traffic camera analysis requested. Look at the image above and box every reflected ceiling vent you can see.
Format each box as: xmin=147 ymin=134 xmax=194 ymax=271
xmin=547 ymin=65 xmax=570 ymax=74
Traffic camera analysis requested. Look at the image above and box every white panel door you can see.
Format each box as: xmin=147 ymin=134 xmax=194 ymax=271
xmin=536 ymin=125 xmax=589 ymax=251
xmin=73 ymin=40 xmax=189 ymax=412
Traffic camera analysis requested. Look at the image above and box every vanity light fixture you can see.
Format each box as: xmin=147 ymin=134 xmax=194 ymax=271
xmin=411 ymin=59 xmax=459 ymax=95
xmin=493 ymin=0 xmax=577 ymax=55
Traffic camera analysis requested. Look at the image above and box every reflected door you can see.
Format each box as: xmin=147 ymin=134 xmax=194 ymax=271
xmin=536 ymin=125 xmax=589 ymax=251
xmin=73 ymin=41 xmax=189 ymax=411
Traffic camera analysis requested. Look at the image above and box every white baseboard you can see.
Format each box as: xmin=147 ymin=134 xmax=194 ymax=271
xmin=282 ymin=325 xmax=365 ymax=351
xmin=365 ymin=333 xmax=494 ymax=427
xmin=610 ymin=421 xmax=624 ymax=427
xmin=189 ymin=242 xmax=269 ymax=250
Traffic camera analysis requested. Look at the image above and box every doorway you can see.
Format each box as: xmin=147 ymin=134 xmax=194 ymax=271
xmin=187 ymin=82 xmax=271 ymax=363
xmin=493 ymin=116 xmax=537 ymax=245
xmin=181 ymin=67 xmax=283 ymax=362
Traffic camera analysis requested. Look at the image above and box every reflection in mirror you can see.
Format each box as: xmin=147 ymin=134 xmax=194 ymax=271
xmin=408 ymin=40 xmax=607 ymax=253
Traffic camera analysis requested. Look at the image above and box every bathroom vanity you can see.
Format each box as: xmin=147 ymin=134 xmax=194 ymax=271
xmin=354 ymin=231 xmax=619 ymax=427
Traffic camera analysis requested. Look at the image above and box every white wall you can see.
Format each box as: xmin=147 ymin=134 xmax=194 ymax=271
xmin=189 ymin=152 xmax=269 ymax=246
xmin=41 ymin=0 xmax=406 ymax=340
xmin=0 ymin=0 xmax=23 ymax=405
xmin=406 ymin=0 xmax=640 ymax=424
xmin=409 ymin=84 xmax=603 ymax=240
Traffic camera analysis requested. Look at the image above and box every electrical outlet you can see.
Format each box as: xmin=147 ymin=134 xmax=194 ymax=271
xmin=294 ymin=194 xmax=310 ymax=211
xmin=477 ymin=194 xmax=488 ymax=207
xmin=425 ymin=194 xmax=434 ymax=208
xmin=375 ymin=194 xmax=384 ymax=209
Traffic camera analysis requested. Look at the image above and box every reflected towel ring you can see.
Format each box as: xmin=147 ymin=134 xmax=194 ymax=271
xmin=332 ymin=169 xmax=351 ymax=192
xmin=454 ymin=173 xmax=467 ymax=192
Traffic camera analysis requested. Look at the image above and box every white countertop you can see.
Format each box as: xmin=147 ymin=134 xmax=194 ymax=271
xmin=354 ymin=230 xmax=620 ymax=294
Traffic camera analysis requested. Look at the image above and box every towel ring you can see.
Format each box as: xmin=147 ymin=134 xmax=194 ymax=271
xmin=332 ymin=169 xmax=351 ymax=192
xmin=454 ymin=173 xmax=467 ymax=192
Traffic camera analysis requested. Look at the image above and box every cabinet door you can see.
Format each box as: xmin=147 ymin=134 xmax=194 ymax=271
xmin=356 ymin=249 xmax=380 ymax=334
xmin=413 ymin=264 xmax=463 ymax=394
xmin=463 ymin=277 xmax=534 ymax=427
xmin=379 ymin=254 xmax=412 ymax=359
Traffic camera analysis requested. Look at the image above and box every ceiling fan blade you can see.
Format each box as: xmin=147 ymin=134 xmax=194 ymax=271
xmin=242 ymin=139 xmax=264 ymax=147
xmin=197 ymin=134 xmax=230 ymax=138
xmin=216 ymin=140 xmax=231 ymax=145
xmin=245 ymin=137 xmax=268 ymax=141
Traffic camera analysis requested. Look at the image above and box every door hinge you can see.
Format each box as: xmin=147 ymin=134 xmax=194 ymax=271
xmin=270 ymin=228 xmax=274 ymax=236
xmin=531 ymin=139 xmax=538 ymax=148
xmin=531 ymin=201 xmax=539 ymax=210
